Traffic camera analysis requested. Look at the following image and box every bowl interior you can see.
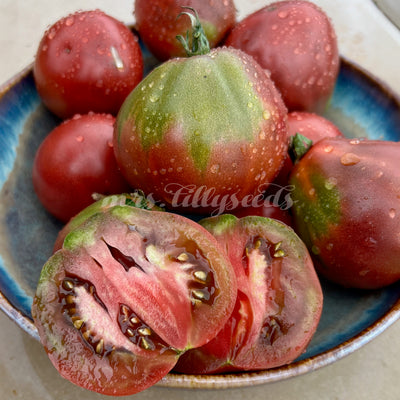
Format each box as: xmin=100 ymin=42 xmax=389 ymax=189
xmin=0 ymin=57 xmax=399 ymax=388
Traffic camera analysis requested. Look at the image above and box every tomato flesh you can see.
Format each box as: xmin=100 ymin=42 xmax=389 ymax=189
xmin=32 ymin=207 xmax=237 ymax=395
xmin=174 ymin=214 xmax=323 ymax=373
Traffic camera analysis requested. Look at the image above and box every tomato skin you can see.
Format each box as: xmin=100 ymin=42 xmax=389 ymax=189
xmin=53 ymin=192 xmax=163 ymax=252
xmin=231 ymin=199 xmax=293 ymax=227
xmin=134 ymin=0 xmax=236 ymax=61
xmin=290 ymin=137 xmax=400 ymax=289
xmin=114 ymin=47 xmax=288 ymax=215
xmin=288 ymin=111 xmax=344 ymax=143
xmin=32 ymin=207 xmax=237 ymax=395
xmin=225 ymin=1 xmax=339 ymax=113
xmin=32 ymin=113 xmax=131 ymax=223
xmin=175 ymin=214 xmax=323 ymax=373
xmin=33 ymin=10 xmax=143 ymax=119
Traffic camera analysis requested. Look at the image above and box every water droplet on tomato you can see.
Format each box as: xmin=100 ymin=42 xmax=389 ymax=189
xmin=389 ymin=209 xmax=396 ymax=219
xmin=340 ymin=153 xmax=360 ymax=166
xmin=311 ymin=245 xmax=320 ymax=255
xmin=324 ymin=177 xmax=337 ymax=190
xmin=47 ymin=29 xmax=56 ymax=40
xmin=149 ymin=94 xmax=159 ymax=103
xmin=65 ymin=16 xmax=74 ymax=26
xmin=263 ymin=110 xmax=271 ymax=120
xmin=324 ymin=145 xmax=333 ymax=153
xmin=76 ymin=135 xmax=84 ymax=143
xmin=210 ymin=164 xmax=220 ymax=174
xmin=278 ymin=11 xmax=288 ymax=18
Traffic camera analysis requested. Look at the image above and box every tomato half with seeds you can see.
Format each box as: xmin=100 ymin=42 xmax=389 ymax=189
xmin=174 ymin=214 xmax=323 ymax=373
xmin=34 ymin=10 xmax=143 ymax=119
xmin=32 ymin=206 xmax=237 ymax=395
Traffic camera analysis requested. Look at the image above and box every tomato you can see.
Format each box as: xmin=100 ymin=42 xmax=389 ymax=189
xmin=53 ymin=192 xmax=163 ymax=252
xmin=290 ymin=137 xmax=400 ymax=289
xmin=114 ymin=10 xmax=288 ymax=215
xmin=134 ymin=0 xmax=236 ymax=61
xmin=288 ymin=111 xmax=344 ymax=143
xmin=32 ymin=206 xmax=237 ymax=395
xmin=225 ymin=1 xmax=339 ymax=113
xmin=33 ymin=10 xmax=143 ymax=119
xmin=174 ymin=214 xmax=323 ymax=373
xmin=32 ymin=113 xmax=131 ymax=223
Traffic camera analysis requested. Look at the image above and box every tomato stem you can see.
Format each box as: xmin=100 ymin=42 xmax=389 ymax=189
xmin=176 ymin=7 xmax=210 ymax=57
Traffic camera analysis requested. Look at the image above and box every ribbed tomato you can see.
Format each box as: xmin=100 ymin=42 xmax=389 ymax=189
xmin=114 ymin=10 xmax=288 ymax=215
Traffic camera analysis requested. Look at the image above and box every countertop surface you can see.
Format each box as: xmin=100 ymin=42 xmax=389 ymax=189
xmin=0 ymin=1 xmax=399 ymax=399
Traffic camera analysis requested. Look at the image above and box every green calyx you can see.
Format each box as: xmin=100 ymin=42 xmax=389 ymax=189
xmin=176 ymin=7 xmax=210 ymax=57
xmin=289 ymin=133 xmax=313 ymax=164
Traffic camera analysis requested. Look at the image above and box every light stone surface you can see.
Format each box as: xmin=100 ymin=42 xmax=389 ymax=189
xmin=0 ymin=1 xmax=399 ymax=399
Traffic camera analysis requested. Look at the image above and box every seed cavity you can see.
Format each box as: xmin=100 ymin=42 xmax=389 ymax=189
xmin=262 ymin=316 xmax=293 ymax=345
xmin=117 ymin=304 xmax=173 ymax=352
xmin=60 ymin=275 xmax=113 ymax=357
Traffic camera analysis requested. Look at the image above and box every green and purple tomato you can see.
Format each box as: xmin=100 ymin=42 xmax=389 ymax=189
xmin=114 ymin=45 xmax=288 ymax=215
xmin=290 ymin=137 xmax=400 ymax=289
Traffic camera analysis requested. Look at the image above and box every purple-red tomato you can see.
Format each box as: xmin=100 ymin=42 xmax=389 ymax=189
xmin=225 ymin=0 xmax=339 ymax=113
xmin=32 ymin=206 xmax=237 ymax=395
xmin=32 ymin=113 xmax=131 ymax=222
xmin=33 ymin=10 xmax=143 ymax=119
xmin=290 ymin=137 xmax=400 ymax=289
xmin=134 ymin=0 xmax=236 ymax=61
xmin=174 ymin=214 xmax=323 ymax=373
xmin=273 ymin=111 xmax=344 ymax=188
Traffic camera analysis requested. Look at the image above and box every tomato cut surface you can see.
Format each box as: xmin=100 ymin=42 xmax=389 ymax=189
xmin=174 ymin=214 xmax=323 ymax=373
xmin=32 ymin=207 xmax=237 ymax=395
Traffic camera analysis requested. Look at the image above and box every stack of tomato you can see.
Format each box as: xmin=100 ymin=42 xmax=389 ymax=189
xmin=30 ymin=0 xmax=400 ymax=396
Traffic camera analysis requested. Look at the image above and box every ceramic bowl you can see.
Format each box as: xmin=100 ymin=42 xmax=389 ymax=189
xmin=0 ymin=55 xmax=399 ymax=389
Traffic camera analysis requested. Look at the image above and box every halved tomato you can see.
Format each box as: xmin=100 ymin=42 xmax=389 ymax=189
xmin=32 ymin=207 xmax=237 ymax=395
xmin=174 ymin=214 xmax=323 ymax=373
